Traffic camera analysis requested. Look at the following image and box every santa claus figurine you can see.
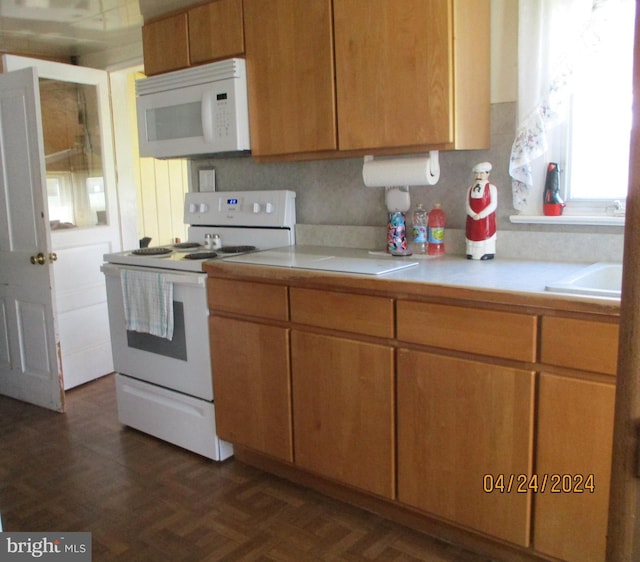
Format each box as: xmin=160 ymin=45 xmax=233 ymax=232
xmin=465 ymin=162 xmax=497 ymax=260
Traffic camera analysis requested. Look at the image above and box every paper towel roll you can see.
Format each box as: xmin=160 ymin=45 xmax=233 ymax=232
xmin=362 ymin=153 xmax=440 ymax=187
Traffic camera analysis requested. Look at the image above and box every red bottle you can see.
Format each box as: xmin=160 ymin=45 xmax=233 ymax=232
xmin=543 ymin=162 xmax=565 ymax=216
xmin=427 ymin=203 xmax=446 ymax=256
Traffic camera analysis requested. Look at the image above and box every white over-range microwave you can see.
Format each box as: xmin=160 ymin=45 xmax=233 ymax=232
xmin=136 ymin=58 xmax=250 ymax=159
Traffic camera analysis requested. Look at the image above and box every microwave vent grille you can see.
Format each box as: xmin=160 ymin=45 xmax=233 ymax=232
xmin=136 ymin=58 xmax=246 ymax=96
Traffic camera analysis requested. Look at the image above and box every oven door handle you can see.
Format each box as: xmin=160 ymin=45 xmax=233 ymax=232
xmin=157 ymin=274 xmax=206 ymax=288
xmin=101 ymin=264 xmax=206 ymax=288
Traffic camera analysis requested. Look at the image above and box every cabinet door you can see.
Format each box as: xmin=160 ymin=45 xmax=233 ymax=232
xmin=243 ymin=0 xmax=337 ymax=156
xmin=397 ymin=350 xmax=534 ymax=547
xmin=210 ymin=315 xmax=292 ymax=462
xmin=188 ymin=0 xmax=245 ymax=65
xmin=291 ymin=331 xmax=395 ymax=498
xmin=534 ymin=373 xmax=615 ymax=562
xmin=333 ymin=0 xmax=453 ymax=150
xmin=142 ymin=13 xmax=190 ymax=76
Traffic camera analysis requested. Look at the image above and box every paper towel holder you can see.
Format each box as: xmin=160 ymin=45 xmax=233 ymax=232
xmin=362 ymin=150 xmax=440 ymax=187
xmin=426 ymin=150 xmax=440 ymax=183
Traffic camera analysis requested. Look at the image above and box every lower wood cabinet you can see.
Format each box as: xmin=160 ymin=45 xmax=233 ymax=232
xmin=207 ymin=271 xmax=619 ymax=561
xmin=397 ymin=349 xmax=535 ymax=547
xmin=534 ymin=373 xmax=615 ymax=562
xmin=291 ymin=330 xmax=395 ymax=498
xmin=209 ymin=315 xmax=293 ymax=462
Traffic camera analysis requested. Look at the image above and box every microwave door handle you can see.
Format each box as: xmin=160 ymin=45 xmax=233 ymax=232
xmin=201 ymin=90 xmax=215 ymax=143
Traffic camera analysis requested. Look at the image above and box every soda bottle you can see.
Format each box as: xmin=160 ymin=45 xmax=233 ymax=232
xmin=427 ymin=203 xmax=446 ymax=256
xmin=411 ymin=203 xmax=428 ymax=254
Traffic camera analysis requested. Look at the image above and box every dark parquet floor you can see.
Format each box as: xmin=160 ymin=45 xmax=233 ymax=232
xmin=0 ymin=374 xmax=494 ymax=561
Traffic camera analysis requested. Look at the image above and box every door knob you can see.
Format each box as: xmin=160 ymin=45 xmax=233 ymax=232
xmin=49 ymin=253 xmax=58 ymax=262
xmin=30 ymin=252 xmax=46 ymax=265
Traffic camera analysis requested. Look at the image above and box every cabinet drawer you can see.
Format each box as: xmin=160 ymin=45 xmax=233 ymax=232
xmin=208 ymin=278 xmax=288 ymax=320
xmin=290 ymin=287 xmax=394 ymax=338
xmin=541 ymin=317 xmax=619 ymax=375
xmin=397 ymin=301 xmax=537 ymax=362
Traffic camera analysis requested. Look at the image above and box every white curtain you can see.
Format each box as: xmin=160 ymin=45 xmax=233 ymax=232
xmin=509 ymin=0 xmax=620 ymax=212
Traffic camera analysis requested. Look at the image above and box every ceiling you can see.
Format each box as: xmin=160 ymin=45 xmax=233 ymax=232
xmin=0 ymin=0 xmax=197 ymax=59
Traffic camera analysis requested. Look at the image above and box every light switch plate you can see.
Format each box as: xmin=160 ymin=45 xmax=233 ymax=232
xmin=199 ymin=169 xmax=216 ymax=192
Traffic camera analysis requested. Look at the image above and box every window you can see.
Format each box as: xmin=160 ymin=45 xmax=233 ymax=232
xmin=564 ymin=0 xmax=635 ymax=212
xmin=47 ymin=174 xmax=74 ymax=226
xmin=510 ymin=0 xmax=635 ymax=220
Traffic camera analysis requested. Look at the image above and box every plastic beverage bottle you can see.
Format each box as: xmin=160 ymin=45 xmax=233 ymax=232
xmin=411 ymin=203 xmax=428 ymax=254
xmin=427 ymin=203 xmax=446 ymax=256
xmin=543 ymin=162 xmax=565 ymax=216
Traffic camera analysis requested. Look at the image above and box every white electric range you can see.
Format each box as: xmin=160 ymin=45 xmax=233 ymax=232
xmin=101 ymin=190 xmax=296 ymax=460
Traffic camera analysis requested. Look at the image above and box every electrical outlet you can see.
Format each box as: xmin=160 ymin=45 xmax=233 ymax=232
xmin=199 ymin=169 xmax=216 ymax=192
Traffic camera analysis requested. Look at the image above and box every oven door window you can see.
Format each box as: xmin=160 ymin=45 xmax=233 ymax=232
xmin=126 ymin=301 xmax=187 ymax=361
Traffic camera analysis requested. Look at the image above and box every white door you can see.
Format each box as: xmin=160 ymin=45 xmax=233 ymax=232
xmin=0 ymin=67 xmax=64 ymax=412
xmin=3 ymin=55 xmax=122 ymax=390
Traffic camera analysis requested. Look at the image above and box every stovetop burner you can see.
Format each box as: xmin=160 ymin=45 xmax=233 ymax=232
xmin=132 ymin=247 xmax=172 ymax=256
xmin=173 ymin=242 xmax=202 ymax=251
xmin=219 ymin=245 xmax=257 ymax=254
xmin=183 ymin=251 xmax=219 ymax=260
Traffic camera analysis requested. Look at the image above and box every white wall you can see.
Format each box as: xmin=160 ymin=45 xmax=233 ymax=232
xmin=491 ymin=0 xmax=518 ymax=103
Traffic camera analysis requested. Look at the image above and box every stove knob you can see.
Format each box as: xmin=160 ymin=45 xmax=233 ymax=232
xmin=189 ymin=203 xmax=197 ymax=213
xmin=265 ymin=202 xmax=275 ymax=214
xmin=199 ymin=203 xmax=209 ymax=213
xmin=252 ymin=202 xmax=261 ymax=213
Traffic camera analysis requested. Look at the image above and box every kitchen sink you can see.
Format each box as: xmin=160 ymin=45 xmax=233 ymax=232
xmin=545 ymin=262 xmax=622 ymax=298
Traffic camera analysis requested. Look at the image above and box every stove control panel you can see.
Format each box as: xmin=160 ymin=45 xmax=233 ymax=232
xmin=184 ymin=190 xmax=296 ymax=228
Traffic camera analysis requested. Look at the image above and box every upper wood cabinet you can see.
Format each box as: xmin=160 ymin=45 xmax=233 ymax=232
xmin=188 ymin=0 xmax=245 ymax=65
xmin=142 ymin=12 xmax=190 ymax=76
xmin=243 ymin=0 xmax=337 ymax=156
xmin=142 ymin=0 xmax=245 ymax=76
xmin=334 ymin=0 xmax=446 ymax=150
xmin=244 ymin=0 xmax=490 ymax=158
xmin=334 ymin=0 xmax=489 ymax=152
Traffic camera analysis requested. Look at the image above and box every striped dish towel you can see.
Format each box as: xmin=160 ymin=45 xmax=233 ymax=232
xmin=121 ymin=269 xmax=174 ymax=340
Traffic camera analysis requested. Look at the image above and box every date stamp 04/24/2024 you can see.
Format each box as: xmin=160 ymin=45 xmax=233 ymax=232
xmin=483 ymin=473 xmax=596 ymax=494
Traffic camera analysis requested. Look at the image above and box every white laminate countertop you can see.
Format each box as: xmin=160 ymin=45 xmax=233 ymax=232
xmin=221 ymin=245 xmax=621 ymax=303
